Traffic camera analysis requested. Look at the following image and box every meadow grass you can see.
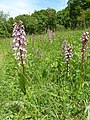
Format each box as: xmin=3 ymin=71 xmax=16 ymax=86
xmin=0 ymin=29 xmax=90 ymax=120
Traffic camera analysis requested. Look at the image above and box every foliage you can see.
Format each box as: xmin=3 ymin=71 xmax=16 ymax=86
xmin=67 ymin=0 xmax=90 ymax=29
xmin=0 ymin=29 xmax=90 ymax=119
xmin=0 ymin=0 xmax=90 ymax=37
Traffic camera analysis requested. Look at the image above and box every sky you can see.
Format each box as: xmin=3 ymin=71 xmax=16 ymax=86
xmin=0 ymin=0 xmax=68 ymax=18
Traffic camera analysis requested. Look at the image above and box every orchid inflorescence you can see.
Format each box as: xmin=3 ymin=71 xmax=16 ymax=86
xmin=47 ymin=29 xmax=55 ymax=41
xmin=31 ymin=33 xmax=34 ymax=41
xmin=62 ymin=39 xmax=72 ymax=62
xmin=81 ymin=31 xmax=89 ymax=51
xmin=62 ymin=39 xmax=72 ymax=77
xmin=65 ymin=43 xmax=72 ymax=62
xmin=62 ymin=39 xmax=66 ymax=50
xmin=12 ymin=20 xmax=27 ymax=69
xmin=81 ymin=31 xmax=89 ymax=61
xmin=31 ymin=33 xmax=34 ymax=50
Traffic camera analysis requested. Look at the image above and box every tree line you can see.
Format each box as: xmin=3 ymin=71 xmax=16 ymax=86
xmin=0 ymin=0 xmax=90 ymax=37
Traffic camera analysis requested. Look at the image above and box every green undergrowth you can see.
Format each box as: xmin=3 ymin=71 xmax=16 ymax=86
xmin=0 ymin=29 xmax=90 ymax=120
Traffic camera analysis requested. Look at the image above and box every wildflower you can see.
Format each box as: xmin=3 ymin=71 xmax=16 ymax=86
xmin=31 ymin=33 xmax=34 ymax=50
xmin=12 ymin=20 xmax=27 ymax=72
xmin=62 ymin=40 xmax=72 ymax=77
xmin=31 ymin=33 xmax=34 ymax=41
xmin=36 ymin=48 xmax=40 ymax=59
xmin=81 ymin=31 xmax=89 ymax=62
xmin=47 ymin=29 xmax=55 ymax=41
xmin=38 ymin=35 xmax=41 ymax=42
xmin=62 ymin=39 xmax=66 ymax=50
xmin=65 ymin=43 xmax=72 ymax=62
xmin=62 ymin=37 xmax=72 ymax=62
xmin=81 ymin=31 xmax=89 ymax=51
xmin=62 ymin=37 xmax=66 ymax=59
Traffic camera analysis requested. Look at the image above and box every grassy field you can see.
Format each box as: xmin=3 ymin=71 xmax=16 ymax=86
xmin=0 ymin=29 xmax=90 ymax=120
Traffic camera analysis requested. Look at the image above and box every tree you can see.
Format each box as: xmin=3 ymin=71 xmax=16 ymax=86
xmin=7 ymin=17 xmax=14 ymax=35
xmin=83 ymin=8 xmax=90 ymax=27
xmin=67 ymin=0 xmax=81 ymax=29
xmin=67 ymin=0 xmax=90 ymax=29
xmin=31 ymin=8 xmax=57 ymax=33
xmin=45 ymin=8 xmax=56 ymax=30
xmin=0 ymin=11 xmax=10 ymax=37
xmin=31 ymin=9 xmax=48 ymax=33
xmin=57 ymin=7 xmax=70 ymax=29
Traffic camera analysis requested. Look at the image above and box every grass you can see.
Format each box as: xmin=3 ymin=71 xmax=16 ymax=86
xmin=0 ymin=29 xmax=90 ymax=120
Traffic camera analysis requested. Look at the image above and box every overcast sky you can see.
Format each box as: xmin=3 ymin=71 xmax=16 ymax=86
xmin=0 ymin=0 xmax=68 ymax=18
